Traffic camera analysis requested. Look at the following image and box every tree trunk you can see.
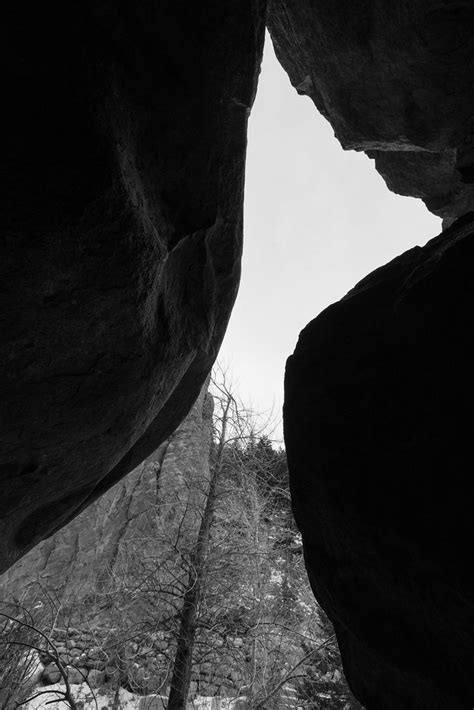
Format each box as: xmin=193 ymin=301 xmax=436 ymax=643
xmin=166 ymin=579 xmax=199 ymax=710
xmin=167 ymin=457 xmax=220 ymax=709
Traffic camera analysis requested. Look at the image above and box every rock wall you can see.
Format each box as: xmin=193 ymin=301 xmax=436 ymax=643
xmin=1 ymin=1 xmax=266 ymax=573
xmin=1 ymin=385 xmax=254 ymax=700
xmin=0 ymin=385 xmax=212 ymax=601
xmin=284 ymin=212 xmax=474 ymax=709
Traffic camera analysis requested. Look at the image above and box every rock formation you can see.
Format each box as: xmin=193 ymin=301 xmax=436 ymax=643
xmin=4 ymin=2 xmax=474 ymax=708
xmin=0 ymin=385 xmax=213 ymax=602
xmin=266 ymin=3 xmax=474 ymax=707
xmin=267 ymin=0 xmax=474 ymax=222
xmin=285 ymin=212 xmax=474 ymax=709
xmin=1 ymin=2 xmax=266 ymax=572
xmin=0 ymin=387 xmax=290 ymax=703
xmin=0 ymin=385 xmax=215 ymax=694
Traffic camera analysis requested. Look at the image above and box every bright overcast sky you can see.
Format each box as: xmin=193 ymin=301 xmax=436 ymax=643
xmin=219 ymin=34 xmax=440 ymax=443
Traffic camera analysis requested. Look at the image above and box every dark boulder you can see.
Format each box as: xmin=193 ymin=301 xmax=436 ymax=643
xmin=285 ymin=213 xmax=474 ymax=708
xmin=1 ymin=1 xmax=265 ymax=572
xmin=267 ymin=0 xmax=474 ymax=220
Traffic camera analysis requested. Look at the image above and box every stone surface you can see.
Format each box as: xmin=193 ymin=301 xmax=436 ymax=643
xmin=284 ymin=213 xmax=474 ymax=709
xmin=86 ymin=669 xmax=104 ymax=688
xmin=138 ymin=697 xmax=168 ymax=710
xmin=267 ymin=0 xmax=474 ymax=219
xmin=66 ymin=666 xmax=86 ymax=685
xmin=42 ymin=663 xmax=61 ymax=684
xmin=1 ymin=1 xmax=265 ymax=573
xmin=1 ymin=385 xmax=239 ymax=699
xmin=228 ymin=699 xmax=248 ymax=710
xmin=0 ymin=386 xmax=213 ymax=600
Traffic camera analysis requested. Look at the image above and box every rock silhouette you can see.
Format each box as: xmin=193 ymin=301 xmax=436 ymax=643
xmin=285 ymin=212 xmax=474 ymax=708
xmin=3 ymin=2 xmax=474 ymax=708
xmin=1 ymin=1 xmax=265 ymax=571
xmin=268 ymin=0 xmax=474 ymax=223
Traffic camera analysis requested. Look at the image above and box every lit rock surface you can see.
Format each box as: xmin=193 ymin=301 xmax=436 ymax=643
xmin=1 ymin=2 xmax=265 ymax=572
xmin=267 ymin=0 xmax=474 ymax=220
xmin=0 ymin=387 xmax=213 ymax=598
xmin=284 ymin=213 xmax=474 ymax=709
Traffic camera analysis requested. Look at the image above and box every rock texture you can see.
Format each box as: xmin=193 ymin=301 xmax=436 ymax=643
xmin=267 ymin=0 xmax=474 ymax=220
xmin=1 ymin=2 xmax=265 ymax=572
xmin=284 ymin=212 xmax=474 ymax=709
xmin=0 ymin=385 xmax=213 ymax=600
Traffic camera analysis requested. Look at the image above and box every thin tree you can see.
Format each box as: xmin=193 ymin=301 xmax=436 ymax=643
xmin=167 ymin=373 xmax=237 ymax=709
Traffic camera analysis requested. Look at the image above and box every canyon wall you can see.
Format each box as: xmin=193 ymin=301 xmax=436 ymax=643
xmin=1 ymin=387 xmax=216 ymax=696
xmin=0 ymin=386 xmax=213 ymax=602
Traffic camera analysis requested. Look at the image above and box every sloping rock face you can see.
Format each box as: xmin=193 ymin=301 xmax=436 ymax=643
xmin=1 ymin=386 xmax=214 ymax=697
xmin=267 ymin=0 xmax=474 ymax=221
xmin=284 ymin=213 xmax=474 ymax=709
xmin=1 ymin=2 xmax=265 ymax=573
xmin=0 ymin=386 xmax=213 ymax=600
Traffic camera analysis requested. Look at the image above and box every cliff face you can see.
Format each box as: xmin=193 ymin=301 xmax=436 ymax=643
xmin=0 ymin=386 xmax=213 ymax=601
xmin=1 ymin=1 xmax=265 ymax=573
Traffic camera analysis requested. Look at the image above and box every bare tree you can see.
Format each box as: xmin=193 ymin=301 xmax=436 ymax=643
xmin=167 ymin=369 xmax=248 ymax=709
xmin=19 ymin=366 xmax=357 ymax=709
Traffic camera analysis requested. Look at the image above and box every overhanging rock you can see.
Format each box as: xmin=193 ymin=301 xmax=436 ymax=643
xmin=1 ymin=1 xmax=265 ymax=573
xmin=268 ymin=0 xmax=474 ymax=221
xmin=285 ymin=213 xmax=474 ymax=709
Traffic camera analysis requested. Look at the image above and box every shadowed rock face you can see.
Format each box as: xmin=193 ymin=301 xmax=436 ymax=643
xmin=1 ymin=2 xmax=265 ymax=573
xmin=284 ymin=212 xmax=474 ymax=709
xmin=271 ymin=4 xmax=474 ymax=705
xmin=267 ymin=0 xmax=474 ymax=220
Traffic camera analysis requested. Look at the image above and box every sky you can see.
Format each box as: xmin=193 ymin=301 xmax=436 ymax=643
xmin=219 ymin=34 xmax=440 ymax=443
